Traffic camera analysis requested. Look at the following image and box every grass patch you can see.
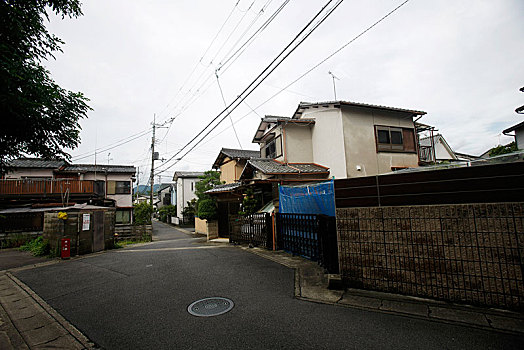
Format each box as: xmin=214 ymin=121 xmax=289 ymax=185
xmin=19 ymin=236 xmax=50 ymax=257
xmin=1 ymin=233 xmax=35 ymax=249
xmin=113 ymin=235 xmax=152 ymax=249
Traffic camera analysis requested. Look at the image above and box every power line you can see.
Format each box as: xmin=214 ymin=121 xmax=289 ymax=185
xmin=71 ymin=129 xmax=152 ymax=162
xmin=156 ymin=0 xmax=242 ymax=120
xmin=174 ymin=0 xmax=413 ymax=157
xmin=157 ymin=0 xmax=288 ymax=128
xmin=155 ymin=0 xmax=343 ymax=174
xmin=216 ymin=72 xmax=243 ymax=149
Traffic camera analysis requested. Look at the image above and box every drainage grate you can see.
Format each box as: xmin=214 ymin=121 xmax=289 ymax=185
xmin=187 ymin=297 xmax=234 ymax=317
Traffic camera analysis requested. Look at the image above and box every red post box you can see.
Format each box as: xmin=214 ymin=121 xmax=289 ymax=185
xmin=61 ymin=238 xmax=71 ymax=259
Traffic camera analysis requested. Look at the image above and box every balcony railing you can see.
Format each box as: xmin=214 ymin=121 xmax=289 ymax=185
xmin=0 ymin=179 xmax=99 ymax=197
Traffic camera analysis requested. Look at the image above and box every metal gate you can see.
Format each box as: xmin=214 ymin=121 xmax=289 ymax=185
xmin=230 ymin=213 xmax=273 ymax=249
xmin=276 ymin=213 xmax=338 ymax=273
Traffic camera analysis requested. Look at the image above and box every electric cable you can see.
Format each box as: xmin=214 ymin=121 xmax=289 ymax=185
xmin=154 ymin=0 xmax=343 ymax=174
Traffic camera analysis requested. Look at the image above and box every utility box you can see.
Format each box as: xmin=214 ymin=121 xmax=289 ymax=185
xmin=61 ymin=238 xmax=71 ymax=259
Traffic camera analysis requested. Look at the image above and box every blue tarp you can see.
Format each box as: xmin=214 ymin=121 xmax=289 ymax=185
xmin=278 ymin=180 xmax=335 ymax=216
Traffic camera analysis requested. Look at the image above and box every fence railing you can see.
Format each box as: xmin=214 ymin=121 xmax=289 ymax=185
xmin=276 ymin=213 xmax=339 ymax=273
xmin=0 ymin=212 xmax=44 ymax=233
xmin=0 ymin=179 xmax=98 ymax=197
xmin=230 ymin=213 xmax=273 ymax=249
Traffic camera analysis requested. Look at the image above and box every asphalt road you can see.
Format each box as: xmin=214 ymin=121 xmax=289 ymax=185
xmin=13 ymin=221 xmax=524 ymax=349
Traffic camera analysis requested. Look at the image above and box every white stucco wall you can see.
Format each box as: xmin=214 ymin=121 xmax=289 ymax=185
xmin=515 ymin=127 xmax=524 ymax=150
xmin=305 ymin=108 xmax=347 ymax=179
xmin=176 ymin=177 xmax=200 ymax=218
xmin=82 ymin=173 xmax=134 ymax=208
xmin=5 ymin=169 xmax=54 ymax=179
xmin=283 ymin=124 xmax=313 ymax=163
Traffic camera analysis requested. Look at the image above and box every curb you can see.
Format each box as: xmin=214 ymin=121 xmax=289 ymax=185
xmin=0 ymin=272 xmax=97 ymax=349
xmin=237 ymin=245 xmax=524 ymax=336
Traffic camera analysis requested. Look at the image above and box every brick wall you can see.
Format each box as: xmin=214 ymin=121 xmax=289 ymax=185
xmin=336 ymin=203 xmax=524 ymax=311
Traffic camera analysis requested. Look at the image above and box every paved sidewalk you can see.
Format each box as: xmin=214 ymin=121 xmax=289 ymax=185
xmin=0 ymin=272 xmax=95 ymax=349
xmin=228 ymin=244 xmax=524 ymax=335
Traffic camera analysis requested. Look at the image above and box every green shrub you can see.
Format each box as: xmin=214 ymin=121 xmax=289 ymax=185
xmin=158 ymin=204 xmax=176 ymax=223
xmin=1 ymin=233 xmax=34 ymax=249
xmin=197 ymin=199 xmax=217 ymax=221
xmin=134 ymin=202 xmax=153 ymax=224
xmin=19 ymin=236 xmax=49 ymax=257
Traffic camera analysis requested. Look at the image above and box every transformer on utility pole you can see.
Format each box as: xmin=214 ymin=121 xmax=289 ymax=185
xmin=150 ymin=115 xmax=167 ymax=217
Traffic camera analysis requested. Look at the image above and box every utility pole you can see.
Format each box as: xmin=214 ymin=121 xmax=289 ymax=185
xmin=328 ymin=71 xmax=340 ymax=100
xmin=150 ymin=115 xmax=156 ymax=210
xmin=150 ymin=115 xmax=167 ymax=216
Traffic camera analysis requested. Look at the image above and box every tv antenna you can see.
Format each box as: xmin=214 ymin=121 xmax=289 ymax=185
xmin=328 ymin=71 xmax=340 ymax=100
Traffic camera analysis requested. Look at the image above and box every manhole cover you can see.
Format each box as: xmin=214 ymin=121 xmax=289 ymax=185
xmin=187 ymin=297 xmax=234 ymax=317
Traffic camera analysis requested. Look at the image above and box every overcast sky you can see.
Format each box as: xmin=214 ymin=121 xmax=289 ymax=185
xmin=44 ymin=0 xmax=524 ymax=184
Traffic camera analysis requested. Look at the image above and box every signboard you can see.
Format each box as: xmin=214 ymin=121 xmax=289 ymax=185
xmin=82 ymin=214 xmax=90 ymax=231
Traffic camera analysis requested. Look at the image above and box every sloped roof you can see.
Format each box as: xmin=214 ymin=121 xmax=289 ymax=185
xmin=418 ymin=134 xmax=457 ymax=161
xmin=293 ymin=100 xmax=426 ymax=119
xmin=8 ymin=158 xmax=66 ymax=169
xmin=173 ymin=171 xmax=205 ymax=180
xmin=62 ymin=164 xmax=136 ymax=174
xmin=212 ymin=148 xmax=260 ymax=169
xmin=205 ymin=182 xmax=243 ymax=194
xmin=503 ymin=120 xmax=524 ymax=133
xmin=241 ymin=159 xmax=329 ymax=178
xmin=252 ymin=116 xmax=315 ymax=143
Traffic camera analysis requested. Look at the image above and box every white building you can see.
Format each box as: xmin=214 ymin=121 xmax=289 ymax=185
xmin=503 ymin=121 xmax=524 ymax=150
xmin=252 ymin=100 xmax=426 ymax=179
xmin=173 ymin=171 xmax=204 ymax=221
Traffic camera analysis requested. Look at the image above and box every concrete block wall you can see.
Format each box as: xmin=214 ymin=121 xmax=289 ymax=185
xmin=336 ymin=203 xmax=524 ymax=311
xmin=43 ymin=209 xmax=116 ymax=256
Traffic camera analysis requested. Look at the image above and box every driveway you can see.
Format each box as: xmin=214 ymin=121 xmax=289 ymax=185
xmin=12 ymin=221 xmax=524 ymax=349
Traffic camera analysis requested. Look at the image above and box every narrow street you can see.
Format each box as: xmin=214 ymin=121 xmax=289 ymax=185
xmin=11 ymin=222 xmax=524 ymax=349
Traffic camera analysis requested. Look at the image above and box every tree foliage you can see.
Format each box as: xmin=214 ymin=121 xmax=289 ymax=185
xmin=133 ymin=202 xmax=152 ymax=225
xmin=193 ymin=170 xmax=222 ymax=220
xmin=158 ymin=204 xmax=176 ymax=223
xmin=197 ymin=198 xmax=217 ymax=221
xmin=488 ymin=142 xmax=518 ymax=157
xmin=239 ymin=187 xmax=260 ymax=216
xmin=0 ymin=0 xmax=91 ymax=174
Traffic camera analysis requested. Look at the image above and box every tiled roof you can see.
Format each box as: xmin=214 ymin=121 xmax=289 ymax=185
xmin=8 ymin=158 xmax=66 ymax=169
xmin=212 ymin=148 xmax=260 ymax=168
xmin=173 ymin=171 xmax=205 ymax=180
xmin=221 ymin=148 xmax=260 ymax=159
xmin=293 ymin=100 xmax=426 ymax=118
xmin=62 ymin=164 xmax=136 ymax=174
xmin=247 ymin=159 xmax=329 ymax=174
xmin=252 ymin=117 xmax=315 ymax=143
xmin=205 ymin=182 xmax=242 ymax=194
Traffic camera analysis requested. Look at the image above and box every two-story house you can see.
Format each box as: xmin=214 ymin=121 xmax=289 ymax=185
xmin=1 ymin=159 xmax=136 ymax=224
xmin=173 ymin=171 xmax=204 ymax=224
xmin=208 ymin=148 xmax=259 ymax=237
xmin=252 ymin=101 xmax=426 ymax=178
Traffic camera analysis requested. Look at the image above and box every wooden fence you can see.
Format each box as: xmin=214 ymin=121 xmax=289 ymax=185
xmin=334 ymin=162 xmax=524 ymax=208
xmin=0 ymin=179 xmax=97 ymax=197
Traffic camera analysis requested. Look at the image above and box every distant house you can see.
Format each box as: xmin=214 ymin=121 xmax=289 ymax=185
xmin=503 ymin=121 xmax=524 ymax=150
xmin=418 ymin=134 xmax=457 ymax=163
xmin=173 ymin=171 xmax=204 ymax=222
xmin=1 ymin=158 xmax=136 ymax=224
xmin=156 ymin=183 xmax=174 ymax=209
